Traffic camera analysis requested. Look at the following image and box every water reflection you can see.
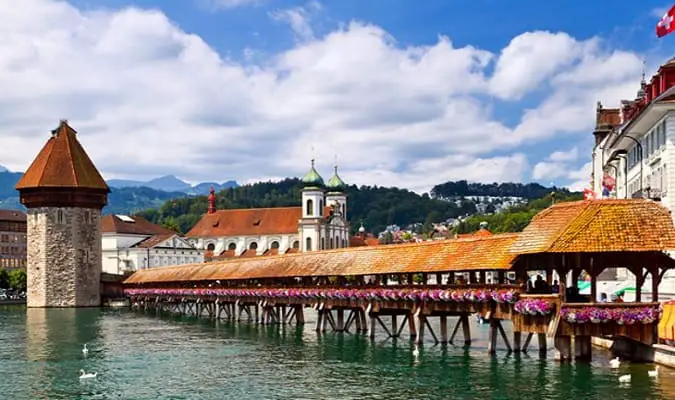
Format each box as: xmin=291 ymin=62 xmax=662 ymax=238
xmin=2 ymin=306 xmax=675 ymax=399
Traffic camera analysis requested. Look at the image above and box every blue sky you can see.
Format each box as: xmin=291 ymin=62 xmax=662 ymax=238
xmin=0 ymin=0 xmax=673 ymax=192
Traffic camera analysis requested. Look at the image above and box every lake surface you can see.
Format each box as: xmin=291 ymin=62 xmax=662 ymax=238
xmin=1 ymin=305 xmax=674 ymax=399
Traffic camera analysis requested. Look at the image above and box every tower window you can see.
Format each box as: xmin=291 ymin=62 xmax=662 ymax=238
xmin=249 ymin=242 xmax=258 ymax=250
xmin=319 ymin=200 xmax=323 ymax=216
xmin=206 ymin=243 xmax=215 ymax=251
xmin=228 ymin=242 xmax=236 ymax=251
xmin=271 ymin=241 xmax=280 ymax=249
xmin=306 ymin=199 xmax=314 ymax=216
xmin=306 ymin=237 xmax=312 ymax=251
xmin=292 ymin=240 xmax=299 ymax=249
xmin=321 ymin=238 xmax=325 ymax=250
xmin=56 ymin=210 xmax=64 ymax=224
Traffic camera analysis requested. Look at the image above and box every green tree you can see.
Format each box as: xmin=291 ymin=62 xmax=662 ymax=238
xmin=0 ymin=269 xmax=9 ymax=289
xmin=161 ymin=217 xmax=182 ymax=234
xmin=8 ymin=269 xmax=26 ymax=292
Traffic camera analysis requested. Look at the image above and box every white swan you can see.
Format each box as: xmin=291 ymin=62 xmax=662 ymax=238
xmin=82 ymin=344 xmax=88 ymax=356
xmin=649 ymin=366 xmax=659 ymax=378
xmin=618 ymin=374 xmax=631 ymax=383
xmin=79 ymin=369 xmax=97 ymax=379
xmin=412 ymin=345 xmax=420 ymax=358
xmin=609 ymin=357 xmax=620 ymax=369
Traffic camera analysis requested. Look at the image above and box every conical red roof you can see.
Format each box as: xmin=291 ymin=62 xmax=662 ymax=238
xmin=16 ymin=120 xmax=109 ymax=191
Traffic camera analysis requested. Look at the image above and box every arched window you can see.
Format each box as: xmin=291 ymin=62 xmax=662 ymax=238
xmin=330 ymin=237 xmax=334 ymax=249
xmin=321 ymin=238 xmax=325 ymax=250
xmin=292 ymin=240 xmax=299 ymax=249
xmin=305 ymin=237 xmax=312 ymax=251
xmin=271 ymin=241 xmax=279 ymax=249
xmin=249 ymin=242 xmax=258 ymax=250
xmin=319 ymin=199 xmax=323 ymax=216
xmin=228 ymin=242 xmax=236 ymax=251
xmin=206 ymin=243 xmax=215 ymax=251
xmin=306 ymin=199 xmax=314 ymax=216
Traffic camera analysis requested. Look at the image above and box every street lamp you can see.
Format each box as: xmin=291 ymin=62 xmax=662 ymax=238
xmin=622 ymin=136 xmax=643 ymax=197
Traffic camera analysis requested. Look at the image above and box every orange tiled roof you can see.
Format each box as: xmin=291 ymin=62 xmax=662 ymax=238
xmin=123 ymin=234 xmax=519 ymax=284
xmin=457 ymin=228 xmax=493 ymax=239
xmin=511 ymin=199 xmax=675 ymax=254
xmin=101 ymin=215 xmax=174 ymax=236
xmin=185 ymin=207 xmax=302 ymax=237
xmin=16 ymin=120 xmax=109 ymax=191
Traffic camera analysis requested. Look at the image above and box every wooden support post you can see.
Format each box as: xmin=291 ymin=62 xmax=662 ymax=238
xmin=462 ymin=315 xmax=471 ymax=345
xmin=488 ymin=319 xmax=498 ymax=354
xmin=354 ymin=310 xmax=362 ymax=332
xmin=653 ymin=267 xmax=660 ymax=302
xmin=295 ymin=305 xmax=305 ymax=325
xmin=423 ymin=318 xmax=439 ymax=344
xmin=315 ymin=310 xmax=323 ymax=332
xmin=415 ymin=315 xmax=426 ymax=345
xmin=254 ymin=304 xmax=259 ymax=323
xmin=408 ymin=312 xmax=417 ymax=340
xmin=440 ymin=316 xmax=448 ymax=344
xmin=449 ymin=317 xmax=462 ymax=344
xmin=391 ymin=315 xmax=398 ymax=338
xmin=361 ymin=309 xmax=369 ymax=334
xmin=522 ymin=332 xmax=533 ymax=352
xmin=322 ymin=310 xmax=330 ymax=332
xmin=538 ymin=333 xmax=547 ymax=355
xmin=635 ymin=267 xmax=643 ymax=303
xmin=574 ymin=335 xmax=592 ymax=361
xmin=554 ymin=335 xmax=571 ymax=362
xmin=337 ymin=309 xmax=345 ymax=332
xmin=436 ymin=273 xmax=442 ymax=285
xmin=591 ymin=273 xmax=597 ymax=303
xmin=496 ymin=321 xmax=512 ymax=353
xmin=369 ymin=314 xmax=377 ymax=339
xmin=513 ymin=332 xmax=522 ymax=353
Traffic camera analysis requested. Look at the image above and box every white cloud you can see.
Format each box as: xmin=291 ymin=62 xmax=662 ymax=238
xmin=269 ymin=1 xmax=322 ymax=42
xmin=567 ymin=162 xmax=592 ymax=191
xmin=549 ymin=147 xmax=578 ymax=162
xmin=532 ymin=162 xmax=566 ymax=180
xmin=0 ymin=0 xmax=649 ymax=193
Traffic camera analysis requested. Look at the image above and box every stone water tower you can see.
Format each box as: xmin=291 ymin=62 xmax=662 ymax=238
xmin=15 ymin=120 xmax=110 ymax=307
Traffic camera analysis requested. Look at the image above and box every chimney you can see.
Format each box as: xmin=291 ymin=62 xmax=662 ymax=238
xmin=207 ymin=187 xmax=216 ymax=214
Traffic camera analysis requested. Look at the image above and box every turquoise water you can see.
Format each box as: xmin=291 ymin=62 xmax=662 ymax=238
xmin=1 ymin=305 xmax=674 ymax=399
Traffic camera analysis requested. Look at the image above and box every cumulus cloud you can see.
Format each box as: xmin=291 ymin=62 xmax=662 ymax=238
xmin=0 ymin=0 xmax=646 ymax=193
xmin=269 ymin=1 xmax=321 ymax=42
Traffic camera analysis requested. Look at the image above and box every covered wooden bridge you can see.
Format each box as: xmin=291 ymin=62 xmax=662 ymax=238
xmin=123 ymin=199 xmax=675 ymax=360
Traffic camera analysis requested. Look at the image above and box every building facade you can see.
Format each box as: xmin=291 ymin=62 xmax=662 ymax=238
xmin=15 ymin=120 xmax=109 ymax=307
xmin=186 ymin=160 xmax=350 ymax=257
xmin=591 ymin=58 xmax=675 ymax=209
xmin=0 ymin=209 xmax=27 ymax=269
xmin=101 ymin=215 xmax=203 ymax=275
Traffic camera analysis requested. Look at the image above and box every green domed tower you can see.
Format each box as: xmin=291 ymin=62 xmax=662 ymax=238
xmin=301 ymin=158 xmax=324 ymax=188
xmin=325 ymin=164 xmax=348 ymax=221
xmin=326 ymin=165 xmax=346 ymax=192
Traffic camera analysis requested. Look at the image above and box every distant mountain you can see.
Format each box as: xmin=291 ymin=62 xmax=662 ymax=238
xmin=0 ymin=171 xmax=230 ymax=215
xmin=106 ymin=175 xmax=238 ymax=194
xmin=0 ymin=165 xmax=8 ymax=173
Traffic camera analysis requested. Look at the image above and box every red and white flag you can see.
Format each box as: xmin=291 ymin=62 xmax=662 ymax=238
xmin=657 ymin=6 xmax=675 ymax=38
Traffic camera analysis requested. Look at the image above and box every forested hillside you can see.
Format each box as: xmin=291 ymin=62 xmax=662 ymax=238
xmin=431 ymin=180 xmax=569 ymax=199
xmin=135 ymin=178 xmax=478 ymax=235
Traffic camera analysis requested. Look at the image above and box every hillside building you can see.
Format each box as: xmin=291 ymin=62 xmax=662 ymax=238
xmin=101 ymin=215 xmax=203 ymax=275
xmin=186 ymin=160 xmax=350 ymax=258
xmin=0 ymin=209 xmax=27 ymax=269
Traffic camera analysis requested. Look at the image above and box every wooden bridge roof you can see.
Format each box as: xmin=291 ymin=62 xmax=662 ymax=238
xmin=124 ymin=234 xmax=520 ymax=284
xmin=510 ymin=199 xmax=675 ymax=254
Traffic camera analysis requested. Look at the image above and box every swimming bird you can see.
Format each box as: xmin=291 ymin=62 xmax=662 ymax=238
xmin=412 ymin=345 xmax=420 ymax=359
xmin=609 ymin=357 xmax=620 ymax=369
xmin=79 ymin=369 xmax=97 ymax=379
xmin=82 ymin=344 xmax=89 ymax=356
xmin=618 ymin=374 xmax=631 ymax=383
xmin=649 ymin=366 xmax=659 ymax=378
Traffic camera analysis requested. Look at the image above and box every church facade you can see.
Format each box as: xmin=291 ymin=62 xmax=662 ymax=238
xmin=185 ymin=160 xmax=350 ymax=258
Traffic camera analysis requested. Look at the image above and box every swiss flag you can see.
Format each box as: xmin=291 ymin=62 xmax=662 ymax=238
xmin=583 ymin=188 xmax=596 ymax=201
xmin=657 ymin=6 xmax=675 ymax=38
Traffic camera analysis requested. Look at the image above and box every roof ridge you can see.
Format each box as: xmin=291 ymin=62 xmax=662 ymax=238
xmin=214 ymin=206 xmax=302 ymax=212
xmin=63 ymin=124 xmax=79 ymax=186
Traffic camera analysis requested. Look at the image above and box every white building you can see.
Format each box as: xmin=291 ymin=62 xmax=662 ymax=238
xmin=101 ymin=214 xmax=203 ymax=275
xmin=185 ymin=160 xmax=350 ymax=257
xmin=591 ymin=57 xmax=675 ymax=290
xmin=591 ymin=58 xmax=675 ymax=207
